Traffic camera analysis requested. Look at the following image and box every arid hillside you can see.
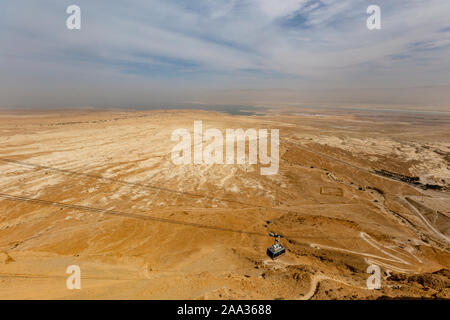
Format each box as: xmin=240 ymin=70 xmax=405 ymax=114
xmin=0 ymin=108 xmax=449 ymax=299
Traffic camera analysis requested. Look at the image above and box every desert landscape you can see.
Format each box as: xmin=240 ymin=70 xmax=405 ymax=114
xmin=0 ymin=106 xmax=449 ymax=299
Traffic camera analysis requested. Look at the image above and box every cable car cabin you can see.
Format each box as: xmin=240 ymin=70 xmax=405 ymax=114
xmin=267 ymin=242 xmax=286 ymax=259
xmin=267 ymin=233 xmax=286 ymax=259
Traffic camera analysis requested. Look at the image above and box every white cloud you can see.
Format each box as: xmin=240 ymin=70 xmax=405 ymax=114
xmin=1 ymin=0 xmax=450 ymax=107
xmin=255 ymin=0 xmax=308 ymax=19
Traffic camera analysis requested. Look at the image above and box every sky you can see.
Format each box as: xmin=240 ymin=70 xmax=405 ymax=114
xmin=1 ymin=0 xmax=450 ymax=109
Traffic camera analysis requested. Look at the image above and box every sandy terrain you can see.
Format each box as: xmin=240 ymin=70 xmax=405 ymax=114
xmin=0 ymin=107 xmax=449 ymax=299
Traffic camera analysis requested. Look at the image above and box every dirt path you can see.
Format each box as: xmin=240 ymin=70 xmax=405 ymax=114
xmin=299 ymin=275 xmax=367 ymax=300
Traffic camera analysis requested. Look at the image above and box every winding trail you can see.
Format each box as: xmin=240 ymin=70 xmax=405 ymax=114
xmin=299 ymin=275 xmax=368 ymax=300
xmin=404 ymin=199 xmax=450 ymax=243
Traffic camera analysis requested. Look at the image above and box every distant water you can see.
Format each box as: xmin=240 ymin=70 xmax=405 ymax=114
xmin=133 ymin=105 xmax=266 ymax=116
xmin=294 ymin=105 xmax=450 ymax=116
xmin=341 ymin=107 xmax=450 ymax=116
